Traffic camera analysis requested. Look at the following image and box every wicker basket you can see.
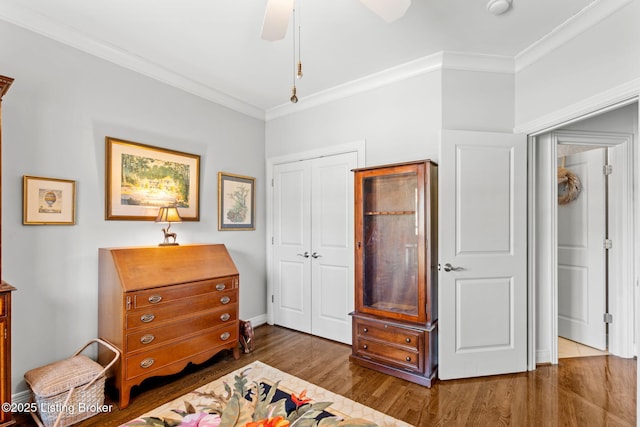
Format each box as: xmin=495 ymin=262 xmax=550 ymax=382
xmin=24 ymin=339 xmax=119 ymax=427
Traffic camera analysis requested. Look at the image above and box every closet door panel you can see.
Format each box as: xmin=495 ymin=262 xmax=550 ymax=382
xmin=273 ymin=162 xmax=312 ymax=333
xmin=311 ymin=153 xmax=357 ymax=344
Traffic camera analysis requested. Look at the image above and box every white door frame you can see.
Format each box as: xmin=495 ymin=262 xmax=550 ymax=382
xmin=266 ymin=140 xmax=366 ymax=325
xmin=529 ymin=129 xmax=635 ymax=365
xmin=556 ymin=131 xmax=633 ymax=359
xmin=521 ymin=91 xmax=639 ymax=372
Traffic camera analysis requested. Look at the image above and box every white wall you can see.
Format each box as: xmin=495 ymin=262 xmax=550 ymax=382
xmin=265 ymin=71 xmax=443 ymax=165
xmin=515 ymin=0 xmax=640 ymax=130
xmin=442 ymin=69 xmax=515 ymax=133
xmin=0 ymin=21 xmax=266 ymax=394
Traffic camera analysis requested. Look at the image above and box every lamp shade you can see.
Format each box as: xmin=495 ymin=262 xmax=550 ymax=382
xmin=155 ymin=206 xmax=182 ymax=223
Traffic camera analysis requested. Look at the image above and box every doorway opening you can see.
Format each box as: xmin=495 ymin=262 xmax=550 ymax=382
xmin=531 ymin=102 xmax=637 ymax=365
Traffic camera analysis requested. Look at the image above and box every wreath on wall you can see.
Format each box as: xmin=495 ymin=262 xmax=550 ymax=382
xmin=557 ymin=157 xmax=581 ymax=205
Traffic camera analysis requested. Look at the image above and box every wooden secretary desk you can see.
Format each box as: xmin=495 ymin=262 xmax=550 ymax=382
xmin=0 ymin=75 xmax=16 ymax=427
xmin=98 ymin=244 xmax=241 ymax=409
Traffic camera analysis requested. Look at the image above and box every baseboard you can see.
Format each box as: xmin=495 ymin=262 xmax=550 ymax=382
xmin=536 ymin=349 xmax=552 ymax=365
xmin=11 ymin=389 xmax=31 ymax=404
xmin=245 ymin=313 xmax=268 ymax=328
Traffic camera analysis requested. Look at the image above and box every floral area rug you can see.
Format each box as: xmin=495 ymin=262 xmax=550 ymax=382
xmin=121 ymin=360 xmax=413 ymax=427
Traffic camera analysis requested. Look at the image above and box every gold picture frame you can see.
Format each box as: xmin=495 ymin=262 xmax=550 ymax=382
xmin=23 ymin=175 xmax=76 ymax=225
xmin=105 ymin=137 xmax=200 ymax=221
xmin=218 ymin=172 xmax=255 ymax=230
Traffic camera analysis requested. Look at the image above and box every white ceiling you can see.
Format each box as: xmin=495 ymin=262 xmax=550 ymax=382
xmin=0 ymin=0 xmax=608 ymax=118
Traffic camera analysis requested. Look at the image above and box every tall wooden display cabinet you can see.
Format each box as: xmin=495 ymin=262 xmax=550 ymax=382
xmin=350 ymin=160 xmax=438 ymax=386
xmin=0 ymin=75 xmax=16 ymax=426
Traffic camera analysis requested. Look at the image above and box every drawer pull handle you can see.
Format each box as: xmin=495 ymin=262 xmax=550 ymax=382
xmin=140 ymin=334 xmax=155 ymax=345
xmin=220 ymin=313 xmax=231 ymax=322
xmin=405 ymin=338 xmax=411 ymax=343
xmin=216 ymin=283 xmax=226 ymax=291
xmin=148 ymin=295 xmax=162 ymax=304
xmin=140 ymin=358 xmax=155 ymax=369
xmin=140 ymin=314 xmax=155 ymax=323
xmin=363 ymin=344 xmax=368 ymax=350
xmin=406 ymin=356 xmax=412 ymax=362
xmin=220 ymin=296 xmax=231 ymax=304
xmin=363 ymin=328 xmax=368 ymax=333
xmin=220 ymin=332 xmax=231 ymax=341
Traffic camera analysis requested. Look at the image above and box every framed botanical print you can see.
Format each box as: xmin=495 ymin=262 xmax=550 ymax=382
xmin=105 ymin=137 xmax=200 ymax=221
xmin=23 ymin=176 xmax=76 ymax=225
xmin=218 ymin=172 xmax=255 ymax=230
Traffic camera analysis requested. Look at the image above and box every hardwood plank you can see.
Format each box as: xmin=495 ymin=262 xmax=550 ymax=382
xmin=14 ymin=325 xmax=636 ymax=426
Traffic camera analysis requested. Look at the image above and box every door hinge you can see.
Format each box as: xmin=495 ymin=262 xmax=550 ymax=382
xmin=271 ymin=178 xmax=274 ymax=187
xmin=272 ymin=236 xmax=274 ymax=245
xmin=271 ymin=295 xmax=274 ymax=303
xmin=603 ymin=164 xmax=613 ymax=175
xmin=604 ymin=239 xmax=613 ymax=249
xmin=604 ymin=313 xmax=613 ymax=324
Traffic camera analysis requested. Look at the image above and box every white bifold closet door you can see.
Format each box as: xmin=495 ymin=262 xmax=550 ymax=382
xmin=272 ymin=152 xmax=357 ymax=344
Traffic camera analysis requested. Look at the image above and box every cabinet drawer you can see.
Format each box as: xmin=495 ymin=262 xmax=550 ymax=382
xmin=130 ymin=276 xmax=238 ymax=309
xmin=126 ymin=305 xmax=238 ymax=352
xmin=354 ymin=318 xmax=422 ymax=350
xmin=125 ymin=322 xmax=239 ymax=380
xmin=126 ymin=289 xmax=237 ymax=329
xmin=354 ymin=337 xmax=422 ymax=372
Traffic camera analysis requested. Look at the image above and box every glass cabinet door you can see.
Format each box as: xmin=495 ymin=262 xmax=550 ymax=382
xmin=357 ymin=164 xmax=424 ymax=322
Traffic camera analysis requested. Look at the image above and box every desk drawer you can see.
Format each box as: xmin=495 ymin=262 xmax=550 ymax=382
xmin=126 ymin=305 xmax=237 ymax=352
xmin=126 ymin=289 xmax=237 ymax=329
xmin=131 ymin=276 xmax=238 ymax=309
xmin=125 ymin=322 xmax=238 ymax=380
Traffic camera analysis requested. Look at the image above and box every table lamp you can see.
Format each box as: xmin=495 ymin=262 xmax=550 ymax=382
xmin=155 ymin=206 xmax=182 ymax=246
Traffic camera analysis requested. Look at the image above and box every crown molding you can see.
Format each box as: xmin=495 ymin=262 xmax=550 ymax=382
xmin=0 ymin=4 xmax=265 ymax=120
xmin=265 ymin=51 xmax=515 ymax=121
xmin=442 ymin=51 xmax=514 ymax=74
xmin=514 ymin=77 xmax=640 ymax=135
xmin=266 ymin=53 xmax=445 ymax=121
xmin=1 ymin=0 xmax=629 ymax=122
xmin=515 ymin=0 xmax=634 ymax=72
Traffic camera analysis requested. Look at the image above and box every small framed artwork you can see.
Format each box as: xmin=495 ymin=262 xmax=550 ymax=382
xmin=105 ymin=137 xmax=200 ymax=221
xmin=218 ymin=172 xmax=255 ymax=230
xmin=23 ymin=176 xmax=76 ymax=225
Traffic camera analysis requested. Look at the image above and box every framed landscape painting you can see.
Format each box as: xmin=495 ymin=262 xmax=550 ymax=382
xmin=218 ymin=172 xmax=255 ymax=230
xmin=105 ymin=137 xmax=200 ymax=221
xmin=23 ymin=175 xmax=76 ymax=225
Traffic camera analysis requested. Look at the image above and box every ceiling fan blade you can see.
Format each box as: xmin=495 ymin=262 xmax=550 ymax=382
xmin=261 ymin=0 xmax=294 ymax=41
xmin=359 ymin=0 xmax=411 ymax=23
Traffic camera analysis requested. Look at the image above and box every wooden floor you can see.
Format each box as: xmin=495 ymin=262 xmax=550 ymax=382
xmin=14 ymin=325 xmax=636 ymax=426
xmin=558 ymin=337 xmax=609 ymax=358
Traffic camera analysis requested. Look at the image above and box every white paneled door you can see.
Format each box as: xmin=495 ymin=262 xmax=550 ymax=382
xmin=557 ymin=148 xmax=607 ymax=350
xmin=273 ymin=152 xmax=357 ymax=344
xmin=438 ymin=130 xmax=527 ymax=379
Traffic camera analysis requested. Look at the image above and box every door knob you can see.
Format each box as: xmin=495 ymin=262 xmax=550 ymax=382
xmin=297 ymin=252 xmax=310 ymax=258
xmin=311 ymin=252 xmax=322 ymax=259
xmin=440 ymin=263 xmax=463 ymax=272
